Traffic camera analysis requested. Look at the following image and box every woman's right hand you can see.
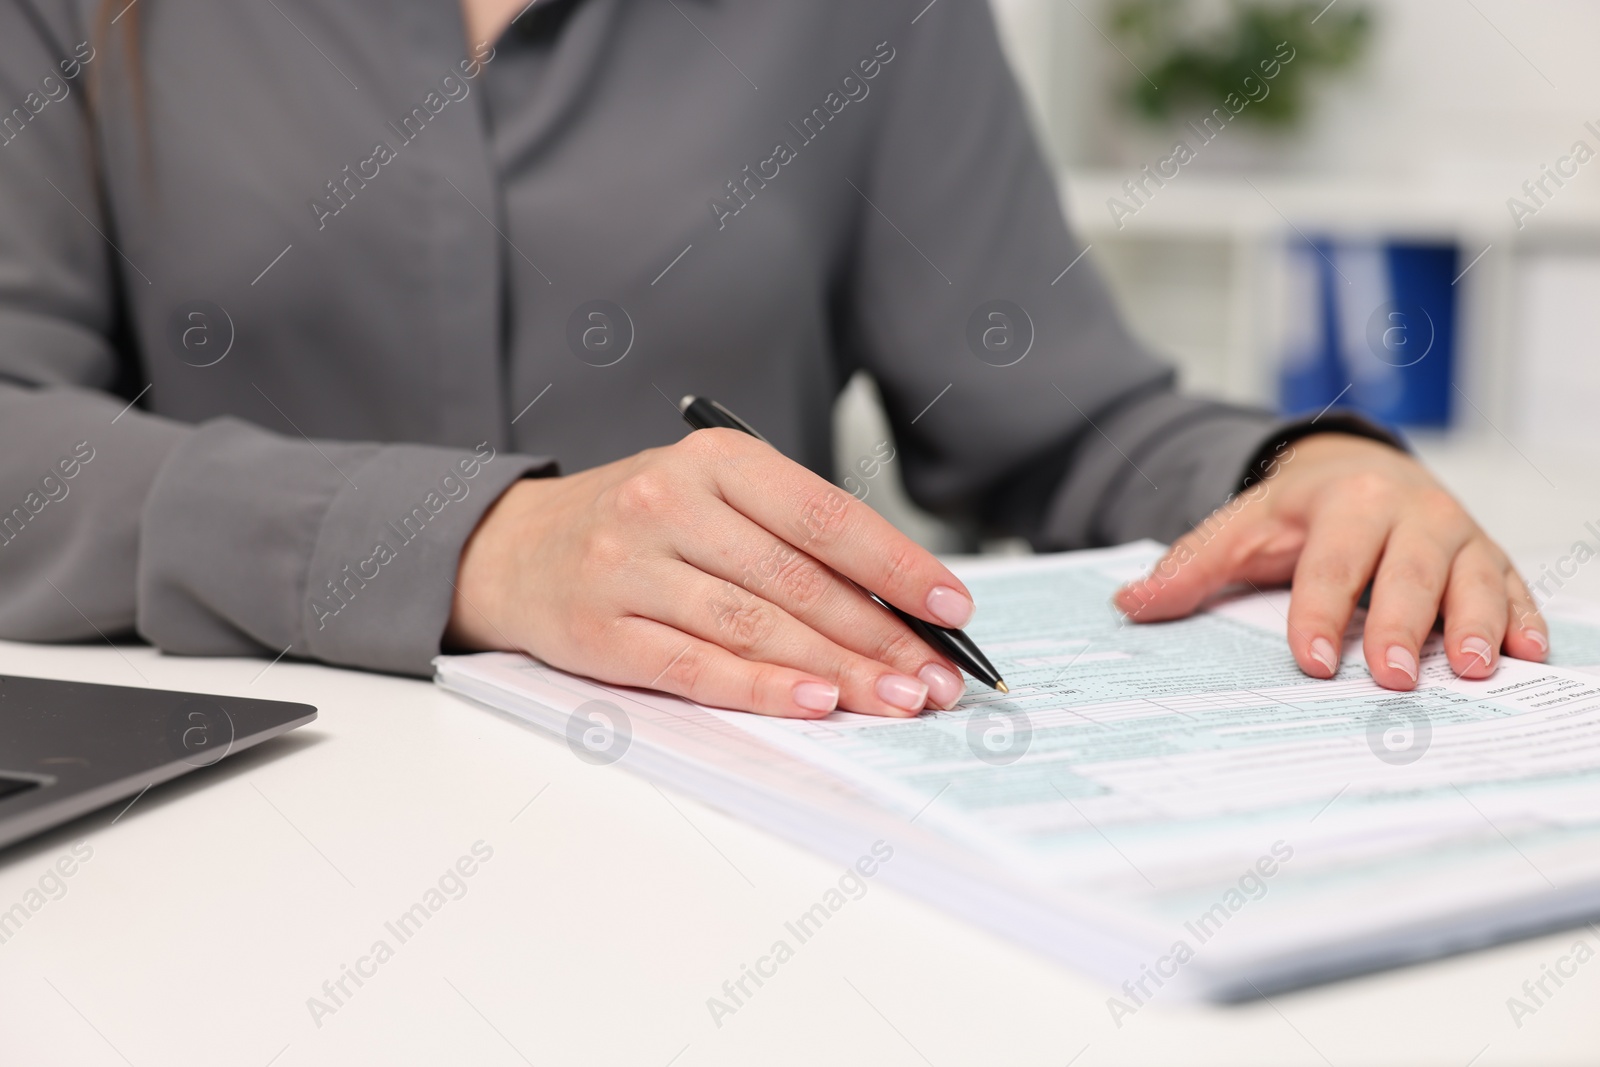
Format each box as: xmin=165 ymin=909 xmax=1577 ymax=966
xmin=444 ymin=428 xmax=975 ymax=717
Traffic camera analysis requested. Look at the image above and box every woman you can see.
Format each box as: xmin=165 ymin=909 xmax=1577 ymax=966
xmin=0 ymin=0 xmax=1545 ymax=717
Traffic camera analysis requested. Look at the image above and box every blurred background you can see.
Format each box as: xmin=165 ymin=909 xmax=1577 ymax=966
xmin=839 ymin=0 xmax=1600 ymax=606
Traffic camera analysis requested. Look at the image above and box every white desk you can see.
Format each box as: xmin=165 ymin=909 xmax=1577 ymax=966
xmin=0 ymin=638 xmax=1595 ymax=1067
xmin=4 ymin=437 xmax=1600 ymax=1065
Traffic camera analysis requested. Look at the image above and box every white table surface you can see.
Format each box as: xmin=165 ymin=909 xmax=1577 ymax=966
xmin=3 ymin=436 xmax=1600 ymax=1066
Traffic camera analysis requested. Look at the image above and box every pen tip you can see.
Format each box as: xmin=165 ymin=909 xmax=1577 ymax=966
xmin=679 ymin=395 xmax=696 ymax=413
xmin=994 ymin=680 xmax=1009 ymax=693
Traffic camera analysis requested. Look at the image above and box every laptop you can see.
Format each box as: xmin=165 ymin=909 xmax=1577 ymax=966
xmin=0 ymin=674 xmax=316 ymax=851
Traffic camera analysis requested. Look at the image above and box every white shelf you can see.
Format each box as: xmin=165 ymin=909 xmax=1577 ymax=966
xmin=1060 ymin=168 xmax=1600 ymax=243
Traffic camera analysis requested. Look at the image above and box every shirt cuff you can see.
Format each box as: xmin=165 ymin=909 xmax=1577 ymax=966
xmin=1237 ymin=409 xmax=1410 ymax=491
xmin=1041 ymin=391 xmax=1278 ymax=547
xmin=137 ymin=417 xmax=555 ymax=676
xmin=1043 ymin=393 xmax=1409 ymax=549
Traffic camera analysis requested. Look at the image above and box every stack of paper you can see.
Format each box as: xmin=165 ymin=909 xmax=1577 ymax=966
xmin=435 ymin=542 xmax=1600 ymax=1001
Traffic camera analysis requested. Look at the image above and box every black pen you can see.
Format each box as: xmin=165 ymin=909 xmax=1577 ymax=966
xmin=679 ymin=395 xmax=1008 ymax=694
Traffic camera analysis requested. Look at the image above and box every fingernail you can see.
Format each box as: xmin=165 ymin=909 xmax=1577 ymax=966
xmin=1460 ymin=636 xmax=1494 ymax=669
xmin=1523 ymin=628 xmax=1549 ymax=655
xmin=918 ymin=663 xmax=965 ymax=709
xmin=876 ymin=673 xmax=930 ymax=712
xmin=1309 ymin=636 xmax=1338 ymax=676
xmin=926 ymin=585 xmax=974 ymax=628
xmin=792 ymin=681 xmax=839 ymax=713
xmin=1385 ymin=644 xmax=1418 ymax=683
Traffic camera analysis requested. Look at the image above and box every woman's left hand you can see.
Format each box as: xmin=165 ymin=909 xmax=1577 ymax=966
xmin=1112 ymin=433 xmax=1548 ymax=689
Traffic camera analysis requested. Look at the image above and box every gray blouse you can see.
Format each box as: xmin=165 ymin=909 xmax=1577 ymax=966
xmin=0 ymin=0 xmax=1303 ymax=675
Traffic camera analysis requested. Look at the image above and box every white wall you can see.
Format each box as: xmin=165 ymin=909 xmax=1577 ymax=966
xmin=994 ymin=0 xmax=1600 ymax=186
xmin=1276 ymin=0 xmax=1600 ymax=185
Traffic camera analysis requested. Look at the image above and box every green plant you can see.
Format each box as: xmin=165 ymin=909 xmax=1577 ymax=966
xmin=1107 ymin=0 xmax=1373 ymax=130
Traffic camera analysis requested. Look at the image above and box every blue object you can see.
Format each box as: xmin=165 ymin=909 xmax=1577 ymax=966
xmin=1279 ymin=238 xmax=1458 ymax=428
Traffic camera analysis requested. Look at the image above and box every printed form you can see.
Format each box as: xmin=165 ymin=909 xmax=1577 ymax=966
xmin=716 ymin=543 xmax=1600 ymax=949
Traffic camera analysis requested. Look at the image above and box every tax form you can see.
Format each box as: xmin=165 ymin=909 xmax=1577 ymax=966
xmin=712 ymin=542 xmax=1600 ymax=993
xmin=438 ymin=541 xmax=1600 ymax=999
